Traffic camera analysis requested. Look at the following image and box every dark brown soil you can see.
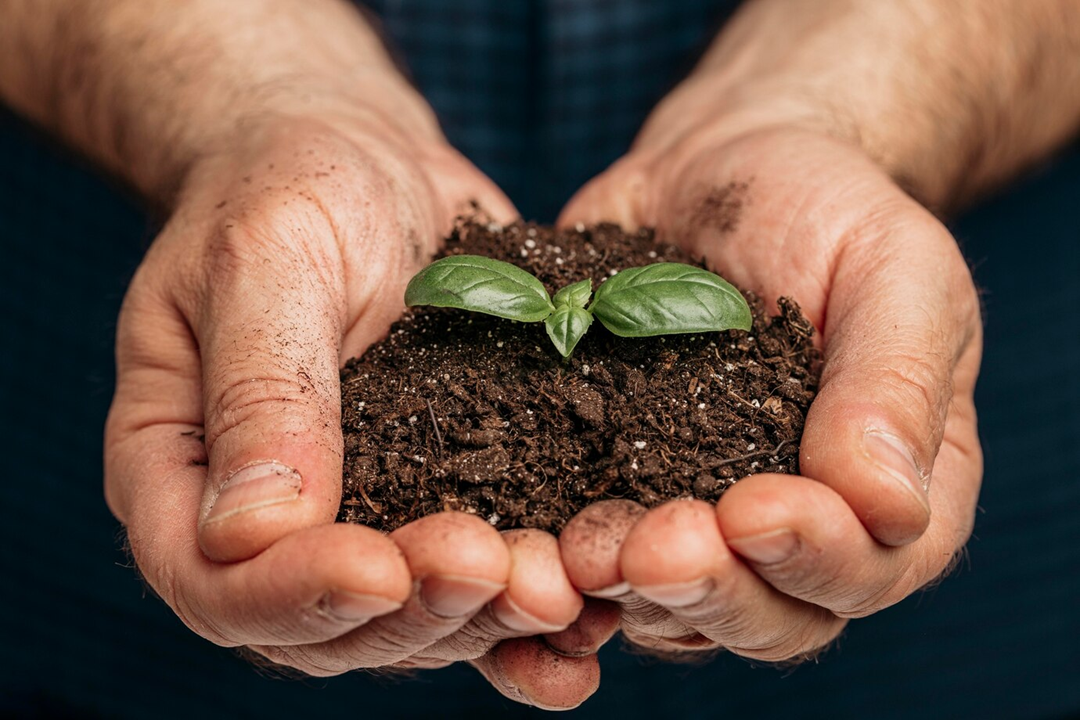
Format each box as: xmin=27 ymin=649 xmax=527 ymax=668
xmin=338 ymin=220 xmax=820 ymax=534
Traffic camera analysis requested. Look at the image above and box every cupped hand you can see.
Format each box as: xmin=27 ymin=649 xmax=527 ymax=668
xmin=103 ymin=113 xmax=609 ymax=708
xmin=557 ymin=123 xmax=983 ymax=660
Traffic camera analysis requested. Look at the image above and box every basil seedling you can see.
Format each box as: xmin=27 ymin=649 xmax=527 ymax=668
xmin=404 ymin=255 xmax=752 ymax=358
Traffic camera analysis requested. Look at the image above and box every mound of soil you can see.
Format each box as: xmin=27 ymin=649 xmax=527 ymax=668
xmin=338 ymin=220 xmax=819 ymax=534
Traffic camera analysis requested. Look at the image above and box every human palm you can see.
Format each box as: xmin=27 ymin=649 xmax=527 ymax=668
xmin=557 ymin=125 xmax=982 ymax=658
xmin=104 ymin=115 xmax=596 ymax=702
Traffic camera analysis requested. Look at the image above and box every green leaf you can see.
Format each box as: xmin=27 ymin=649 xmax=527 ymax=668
xmin=553 ymin=278 xmax=592 ymax=309
xmin=405 ymin=255 xmax=554 ymax=322
xmin=544 ymin=306 xmax=593 ymax=357
xmin=589 ymin=262 xmax=751 ymax=337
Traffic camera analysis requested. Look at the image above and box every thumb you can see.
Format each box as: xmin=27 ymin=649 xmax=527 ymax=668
xmin=192 ymin=219 xmax=347 ymax=563
xmin=800 ymin=204 xmax=981 ymax=546
xmin=557 ymin=155 xmax=656 ymax=230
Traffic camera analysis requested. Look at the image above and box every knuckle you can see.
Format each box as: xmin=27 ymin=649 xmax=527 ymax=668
xmin=882 ymin=353 xmax=952 ymax=428
xmin=252 ymin=645 xmax=347 ymax=677
xmin=751 ymin=543 xmax=851 ymax=604
xmin=837 ymin=530 xmax=971 ymax=620
xmin=208 ymin=201 xmax=330 ymax=272
xmin=136 ymin=548 xmax=235 ymax=647
xmin=318 ymin=615 xmax=440 ymax=669
xmin=757 ymin=544 xmax=908 ymax=620
xmin=621 ymin=626 xmax=722 ymax=655
xmin=198 ymin=207 xmax=342 ymax=314
xmin=617 ymin=594 xmax=695 ymax=640
xmin=730 ymin=612 xmax=846 ymax=664
xmin=206 ymin=363 xmax=312 ymax=435
xmin=671 ymin=576 xmax=744 ymax=636
xmin=124 ymin=517 xmax=234 ymax=646
xmin=835 ymin=563 xmax=921 ymax=619
xmin=416 ymin=626 xmax=499 ymax=663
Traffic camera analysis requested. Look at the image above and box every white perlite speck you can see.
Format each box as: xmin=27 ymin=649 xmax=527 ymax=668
xmin=633 ymin=440 xmax=647 ymax=450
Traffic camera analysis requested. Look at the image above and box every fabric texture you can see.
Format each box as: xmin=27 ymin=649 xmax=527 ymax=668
xmin=364 ymin=0 xmax=734 ymax=221
xmin=2 ymin=1 xmax=1079 ymax=718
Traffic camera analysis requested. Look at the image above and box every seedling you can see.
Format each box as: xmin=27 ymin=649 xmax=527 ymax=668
xmin=404 ymin=255 xmax=752 ymax=358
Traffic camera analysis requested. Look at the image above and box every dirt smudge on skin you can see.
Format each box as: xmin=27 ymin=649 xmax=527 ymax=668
xmin=689 ymin=180 xmax=750 ymax=238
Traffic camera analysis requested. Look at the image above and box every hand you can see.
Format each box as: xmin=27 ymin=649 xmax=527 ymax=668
xmin=103 ymin=112 xmax=610 ymax=707
xmin=557 ymin=119 xmax=982 ymax=659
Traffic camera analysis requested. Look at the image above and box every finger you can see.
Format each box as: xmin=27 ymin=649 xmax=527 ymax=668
xmin=397 ymin=598 xmax=620 ymax=669
xmin=489 ymin=529 xmax=585 ymax=633
xmin=543 ymin=599 xmax=622 ymax=657
xmin=559 ymin=500 xmax=696 ymax=643
xmin=470 ymin=638 xmax=601 ymax=711
xmin=182 ymin=205 xmax=350 ymax=563
xmin=556 ymin=155 xmax=652 ymax=230
xmin=797 ymin=202 xmax=982 ymax=546
xmin=108 ymin=417 xmax=410 ymax=646
xmin=449 ymin=529 xmax=598 ymax=710
xmin=413 ymin=529 xmax=584 ymax=665
xmin=250 ymin=512 xmax=509 ymax=674
xmin=620 ymin=499 xmax=847 ymax=661
xmin=422 ymin=143 xmax=520 ymax=227
xmin=559 ymin=499 xmax=646 ymax=596
xmin=719 ymin=392 xmax=981 ymax=617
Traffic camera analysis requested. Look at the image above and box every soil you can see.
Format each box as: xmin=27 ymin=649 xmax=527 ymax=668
xmin=338 ymin=220 xmax=820 ymax=534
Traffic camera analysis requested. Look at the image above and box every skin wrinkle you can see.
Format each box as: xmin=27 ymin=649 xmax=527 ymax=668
xmin=561 ymin=103 xmax=986 ymax=649
xmin=0 ymin=0 xmax=1072 ymax=701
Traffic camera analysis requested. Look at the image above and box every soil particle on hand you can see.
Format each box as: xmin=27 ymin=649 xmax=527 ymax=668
xmin=339 ymin=220 xmax=820 ymax=534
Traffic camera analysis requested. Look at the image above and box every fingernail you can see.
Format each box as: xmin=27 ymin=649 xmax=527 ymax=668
xmin=633 ymin=577 xmax=714 ymax=608
xmin=205 ymin=461 xmax=301 ymax=523
xmin=421 ymin=575 xmax=506 ymax=618
xmin=864 ymin=430 xmax=930 ymax=512
xmin=584 ymin=581 xmax=631 ymax=599
xmin=727 ymin=528 xmax=799 ymax=565
xmin=493 ymin=595 xmax=567 ymax=633
xmin=319 ymin=590 xmax=403 ymax=622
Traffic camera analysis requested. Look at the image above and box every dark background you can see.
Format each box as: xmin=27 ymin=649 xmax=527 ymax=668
xmin=2 ymin=1 xmax=1079 ymax=717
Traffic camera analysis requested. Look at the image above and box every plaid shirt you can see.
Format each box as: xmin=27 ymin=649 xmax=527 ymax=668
xmin=363 ymin=0 xmax=739 ymax=221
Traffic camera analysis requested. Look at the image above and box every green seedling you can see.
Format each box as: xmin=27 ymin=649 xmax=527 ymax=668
xmin=404 ymin=255 xmax=752 ymax=358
